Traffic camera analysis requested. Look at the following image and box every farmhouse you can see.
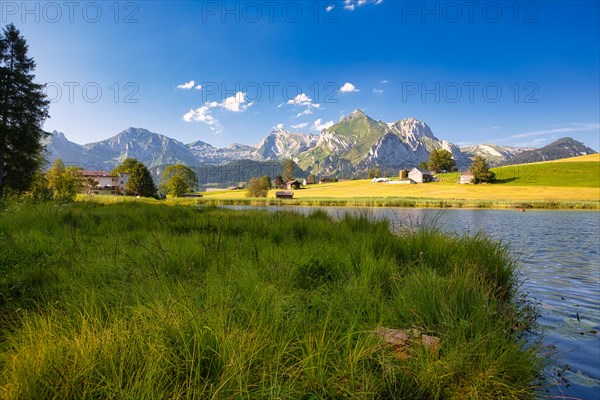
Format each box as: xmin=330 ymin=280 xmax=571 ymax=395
xmin=460 ymin=171 xmax=474 ymax=184
xmin=286 ymin=180 xmax=302 ymax=190
xmin=81 ymin=170 xmax=130 ymax=195
xmin=408 ymin=168 xmax=435 ymax=183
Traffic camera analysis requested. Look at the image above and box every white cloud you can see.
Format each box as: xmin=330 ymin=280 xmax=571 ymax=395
xmin=292 ymin=122 xmax=309 ymax=129
xmin=340 ymin=82 xmax=359 ymax=93
xmin=380 ymin=79 xmax=389 ymax=84
xmin=287 ymin=93 xmax=320 ymax=108
xmin=286 ymin=93 xmax=320 ymax=119
xmin=372 ymin=88 xmax=384 ymax=95
xmin=510 ymin=123 xmax=600 ymax=139
xmin=183 ymin=106 xmax=222 ymax=133
xmin=295 ymin=109 xmax=313 ymax=118
xmin=195 ymin=84 xmax=203 ymax=90
xmin=177 ymin=80 xmax=195 ymax=90
xmin=182 ymin=92 xmax=254 ymax=133
xmin=218 ymin=91 xmax=254 ymax=112
xmin=325 ymin=4 xmax=334 ymax=12
xmin=275 ymin=123 xmax=285 ymax=130
xmin=344 ymin=0 xmax=382 ymax=11
xmin=312 ymin=118 xmax=334 ymax=131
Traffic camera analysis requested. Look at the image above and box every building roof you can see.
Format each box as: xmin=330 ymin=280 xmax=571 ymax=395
xmin=80 ymin=170 xmax=115 ymax=177
xmin=80 ymin=170 xmax=130 ymax=177
xmin=409 ymin=167 xmax=433 ymax=175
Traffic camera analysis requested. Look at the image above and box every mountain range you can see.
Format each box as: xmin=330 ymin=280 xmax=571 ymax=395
xmin=43 ymin=109 xmax=596 ymax=181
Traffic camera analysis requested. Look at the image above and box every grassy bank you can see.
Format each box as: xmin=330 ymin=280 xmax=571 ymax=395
xmin=201 ymin=155 xmax=600 ymax=209
xmin=199 ymin=196 xmax=599 ymax=209
xmin=0 ymin=202 xmax=541 ymax=398
xmin=201 ymin=188 xmax=599 ymax=209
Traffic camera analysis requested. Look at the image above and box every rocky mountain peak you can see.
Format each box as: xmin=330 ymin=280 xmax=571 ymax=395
xmin=392 ymin=118 xmax=436 ymax=140
xmin=339 ymin=109 xmax=368 ymax=123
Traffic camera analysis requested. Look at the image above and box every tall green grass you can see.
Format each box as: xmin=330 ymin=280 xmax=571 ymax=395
xmin=202 ymin=196 xmax=600 ymax=210
xmin=0 ymin=202 xmax=542 ymax=399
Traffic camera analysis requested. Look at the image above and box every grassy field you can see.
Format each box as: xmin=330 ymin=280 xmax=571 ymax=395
xmin=201 ymin=155 xmax=600 ymax=209
xmin=541 ymin=154 xmax=599 ymax=163
xmin=0 ymin=201 xmax=542 ymax=399
xmin=490 ymin=154 xmax=600 ymax=187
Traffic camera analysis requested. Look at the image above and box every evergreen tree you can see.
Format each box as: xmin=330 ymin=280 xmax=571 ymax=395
xmin=0 ymin=24 xmax=50 ymax=197
xmin=282 ymin=159 xmax=295 ymax=182
xmin=126 ymin=162 xmax=157 ymax=197
xmin=273 ymin=175 xmax=285 ymax=189
xmin=469 ymin=155 xmax=496 ymax=184
xmin=111 ymin=157 xmax=140 ymax=175
xmin=161 ymin=164 xmax=198 ymax=197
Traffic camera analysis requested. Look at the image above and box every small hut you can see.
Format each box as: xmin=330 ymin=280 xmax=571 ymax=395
xmin=460 ymin=171 xmax=474 ymax=184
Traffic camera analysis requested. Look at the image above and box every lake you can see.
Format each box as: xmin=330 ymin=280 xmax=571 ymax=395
xmin=227 ymin=206 xmax=600 ymax=399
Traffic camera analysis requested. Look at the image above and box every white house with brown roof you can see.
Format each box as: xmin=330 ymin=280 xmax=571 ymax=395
xmin=408 ymin=168 xmax=435 ymax=183
xmin=81 ymin=170 xmax=130 ymax=195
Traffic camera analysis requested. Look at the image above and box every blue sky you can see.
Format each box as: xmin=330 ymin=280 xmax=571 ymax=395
xmin=5 ymin=0 xmax=599 ymax=150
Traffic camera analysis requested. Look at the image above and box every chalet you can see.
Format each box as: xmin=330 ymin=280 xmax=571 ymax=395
xmin=276 ymin=191 xmax=294 ymax=199
xmin=460 ymin=171 xmax=474 ymax=184
xmin=286 ymin=180 xmax=302 ymax=190
xmin=81 ymin=170 xmax=130 ymax=195
xmin=408 ymin=168 xmax=434 ymax=183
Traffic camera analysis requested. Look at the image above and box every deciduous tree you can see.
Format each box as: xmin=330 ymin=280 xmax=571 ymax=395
xmin=368 ymin=168 xmax=382 ymax=179
xmin=427 ymin=149 xmax=456 ymax=173
xmin=161 ymin=164 xmax=198 ymax=197
xmin=47 ymin=158 xmax=83 ymax=201
xmin=246 ymin=176 xmax=271 ymax=198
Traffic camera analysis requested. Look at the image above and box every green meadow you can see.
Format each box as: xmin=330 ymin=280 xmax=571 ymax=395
xmin=491 ymin=161 xmax=600 ymax=187
xmin=436 ymin=154 xmax=600 ymax=188
xmin=202 ymin=155 xmax=600 ymax=209
xmin=0 ymin=201 xmax=542 ymax=399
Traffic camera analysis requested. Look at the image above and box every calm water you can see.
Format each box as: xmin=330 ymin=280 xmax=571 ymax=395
xmin=228 ymin=206 xmax=600 ymax=399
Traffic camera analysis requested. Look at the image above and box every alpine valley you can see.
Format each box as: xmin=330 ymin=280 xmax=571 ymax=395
xmin=43 ymin=109 xmax=596 ymax=186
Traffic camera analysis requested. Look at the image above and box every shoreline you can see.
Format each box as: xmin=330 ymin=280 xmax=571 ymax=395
xmin=197 ymin=196 xmax=600 ymax=210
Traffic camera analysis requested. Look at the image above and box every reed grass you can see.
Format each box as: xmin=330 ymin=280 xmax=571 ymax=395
xmin=0 ymin=202 xmax=542 ymax=399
